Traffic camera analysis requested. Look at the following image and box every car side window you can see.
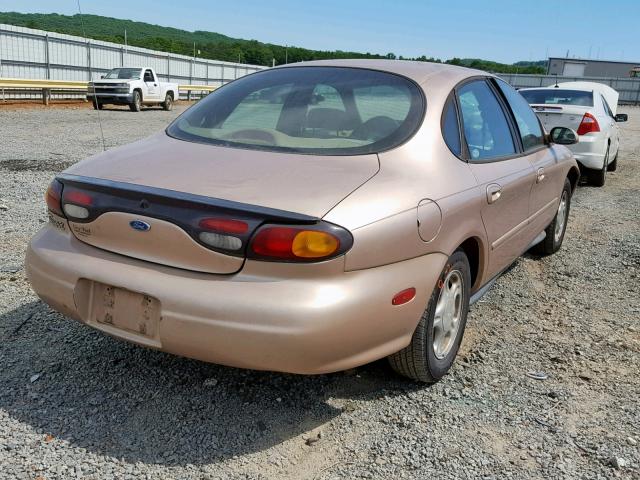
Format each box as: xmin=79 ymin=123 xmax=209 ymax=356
xmin=457 ymin=80 xmax=516 ymax=162
xmin=495 ymin=79 xmax=545 ymax=152
xmin=144 ymin=70 xmax=154 ymax=82
xmin=601 ymin=95 xmax=614 ymax=118
xmin=442 ymin=97 xmax=461 ymax=156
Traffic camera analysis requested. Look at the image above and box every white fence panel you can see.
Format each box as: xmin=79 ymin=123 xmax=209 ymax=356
xmin=0 ymin=23 xmax=266 ymax=99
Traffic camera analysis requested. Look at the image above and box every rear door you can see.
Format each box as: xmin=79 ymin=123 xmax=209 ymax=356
xmin=456 ymin=79 xmax=535 ymax=277
xmin=494 ymin=79 xmax=565 ymax=236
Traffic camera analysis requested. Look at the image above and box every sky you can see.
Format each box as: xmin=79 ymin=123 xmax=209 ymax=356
xmin=1 ymin=0 xmax=638 ymax=63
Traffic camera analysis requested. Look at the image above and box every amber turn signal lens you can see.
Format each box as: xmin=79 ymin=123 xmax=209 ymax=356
xmin=292 ymin=231 xmax=340 ymax=258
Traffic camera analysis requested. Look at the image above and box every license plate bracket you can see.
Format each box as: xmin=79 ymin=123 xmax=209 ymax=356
xmin=91 ymin=282 xmax=160 ymax=339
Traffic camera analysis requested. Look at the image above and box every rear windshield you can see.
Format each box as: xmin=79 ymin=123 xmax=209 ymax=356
xmin=104 ymin=68 xmax=142 ymax=80
xmin=166 ymin=67 xmax=425 ymax=155
xmin=519 ymin=89 xmax=593 ymax=106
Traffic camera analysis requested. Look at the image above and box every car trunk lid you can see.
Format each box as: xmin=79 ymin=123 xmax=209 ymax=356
xmin=530 ymin=104 xmax=591 ymax=132
xmin=59 ymin=133 xmax=378 ymax=273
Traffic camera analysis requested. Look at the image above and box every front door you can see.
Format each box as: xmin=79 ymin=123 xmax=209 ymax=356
xmin=457 ymin=79 xmax=535 ymax=278
xmin=143 ymin=69 xmax=160 ymax=101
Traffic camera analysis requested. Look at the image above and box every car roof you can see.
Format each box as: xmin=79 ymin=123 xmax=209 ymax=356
xmin=275 ymin=59 xmax=489 ymax=85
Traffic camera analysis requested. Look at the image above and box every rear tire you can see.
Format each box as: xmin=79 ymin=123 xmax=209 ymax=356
xmin=531 ymin=177 xmax=572 ymax=256
xmin=587 ymin=145 xmax=608 ymax=187
xmin=162 ymin=93 xmax=173 ymax=111
xmin=388 ymin=250 xmax=471 ymax=383
xmin=607 ymin=151 xmax=618 ymax=172
xmin=129 ymin=91 xmax=142 ymax=112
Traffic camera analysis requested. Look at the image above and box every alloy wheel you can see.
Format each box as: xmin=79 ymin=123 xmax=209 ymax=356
xmin=432 ymin=270 xmax=464 ymax=359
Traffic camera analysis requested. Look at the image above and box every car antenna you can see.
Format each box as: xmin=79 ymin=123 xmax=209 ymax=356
xmin=76 ymin=0 xmax=106 ymax=152
xmin=553 ymin=74 xmax=559 ymax=88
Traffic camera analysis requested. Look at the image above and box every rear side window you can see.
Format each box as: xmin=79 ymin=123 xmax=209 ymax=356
xmin=519 ymin=89 xmax=593 ymax=107
xmin=442 ymin=99 xmax=461 ymax=156
xmin=457 ymin=80 xmax=516 ymax=161
xmin=167 ymin=67 xmax=425 ymax=155
xmin=495 ymin=79 xmax=545 ymax=152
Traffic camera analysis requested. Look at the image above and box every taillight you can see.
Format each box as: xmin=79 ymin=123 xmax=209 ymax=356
xmin=576 ymin=112 xmax=600 ymax=135
xmin=62 ymin=189 xmax=93 ymax=219
xmin=45 ymin=179 xmax=64 ymax=216
xmin=248 ymin=223 xmax=352 ymax=262
xmin=197 ymin=218 xmax=249 ymax=251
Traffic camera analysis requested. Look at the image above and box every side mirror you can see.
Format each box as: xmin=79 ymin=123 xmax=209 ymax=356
xmin=615 ymin=113 xmax=628 ymax=122
xmin=549 ymin=126 xmax=579 ymax=145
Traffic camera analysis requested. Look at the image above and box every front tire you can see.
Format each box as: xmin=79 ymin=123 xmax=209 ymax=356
xmin=531 ymin=177 xmax=572 ymax=256
xmin=162 ymin=93 xmax=173 ymax=111
xmin=587 ymin=145 xmax=609 ymax=187
xmin=129 ymin=91 xmax=142 ymax=112
xmin=388 ymin=250 xmax=471 ymax=383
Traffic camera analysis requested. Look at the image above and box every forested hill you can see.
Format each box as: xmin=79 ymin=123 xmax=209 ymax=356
xmin=0 ymin=11 xmax=546 ymax=73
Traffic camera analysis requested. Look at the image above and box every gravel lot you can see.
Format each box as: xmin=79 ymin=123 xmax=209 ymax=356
xmin=0 ymin=103 xmax=638 ymax=480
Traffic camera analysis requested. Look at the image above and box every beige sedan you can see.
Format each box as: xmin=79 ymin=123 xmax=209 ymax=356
xmin=26 ymin=60 xmax=580 ymax=382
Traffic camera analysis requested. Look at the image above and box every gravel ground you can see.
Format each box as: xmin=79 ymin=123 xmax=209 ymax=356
xmin=0 ymin=103 xmax=638 ymax=480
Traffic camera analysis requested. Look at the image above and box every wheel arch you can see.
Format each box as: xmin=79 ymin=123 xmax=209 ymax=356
xmin=567 ymin=166 xmax=580 ymax=193
xmin=455 ymin=236 xmax=486 ymax=291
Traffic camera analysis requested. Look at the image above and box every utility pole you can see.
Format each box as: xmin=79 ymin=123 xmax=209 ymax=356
xmin=285 ymin=45 xmax=288 ymax=64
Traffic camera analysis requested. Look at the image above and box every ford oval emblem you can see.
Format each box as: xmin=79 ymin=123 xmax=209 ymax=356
xmin=129 ymin=220 xmax=151 ymax=232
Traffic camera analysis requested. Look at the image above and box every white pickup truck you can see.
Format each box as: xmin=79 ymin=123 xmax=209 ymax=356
xmin=87 ymin=67 xmax=178 ymax=112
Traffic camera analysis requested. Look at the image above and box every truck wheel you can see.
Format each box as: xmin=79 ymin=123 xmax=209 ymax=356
xmin=388 ymin=250 xmax=471 ymax=383
xmin=162 ymin=93 xmax=173 ymax=111
xmin=129 ymin=91 xmax=142 ymax=112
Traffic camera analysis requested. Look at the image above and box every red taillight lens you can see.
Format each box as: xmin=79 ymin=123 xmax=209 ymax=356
xmin=251 ymin=227 xmax=300 ymax=259
xmin=64 ymin=190 xmax=93 ymax=206
xmin=199 ymin=218 xmax=249 ymax=234
xmin=45 ymin=179 xmax=64 ymax=216
xmin=250 ymin=225 xmax=343 ymax=261
xmin=576 ymin=112 xmax=600 ymax=135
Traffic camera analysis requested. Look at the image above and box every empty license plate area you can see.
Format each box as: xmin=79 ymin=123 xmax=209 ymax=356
xmin=90 ymin=281 xmax=160 ymax=339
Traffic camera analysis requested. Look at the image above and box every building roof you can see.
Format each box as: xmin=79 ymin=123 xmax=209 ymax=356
xmin=548 ymin=57 xmax=640 ymax=65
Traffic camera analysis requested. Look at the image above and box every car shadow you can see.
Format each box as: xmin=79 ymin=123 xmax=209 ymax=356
xmin=0 ymin=300 xmax=423 ymax=466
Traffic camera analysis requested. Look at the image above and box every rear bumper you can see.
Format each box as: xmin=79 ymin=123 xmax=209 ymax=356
xmin=26 ymin=224 xmax=446 ymax=374
xmin=569 ymin=134 xmax=607 ymax=170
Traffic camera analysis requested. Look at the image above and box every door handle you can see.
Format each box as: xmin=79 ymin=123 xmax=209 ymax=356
xmin=536 ymin=167 xmax=545 ymax=183
xmin=154 ymin=83 xmax=158 ymax=86
xmin=486 ymin=184 xmax=502 ymax=204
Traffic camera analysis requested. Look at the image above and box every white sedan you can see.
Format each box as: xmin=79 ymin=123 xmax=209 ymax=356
xmin=520 ymin=82 xmax=628 ymax=187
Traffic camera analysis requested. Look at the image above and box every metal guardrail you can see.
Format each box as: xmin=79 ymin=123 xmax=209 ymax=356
xmin=0 ymin=77 xmax=217 ymax=104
